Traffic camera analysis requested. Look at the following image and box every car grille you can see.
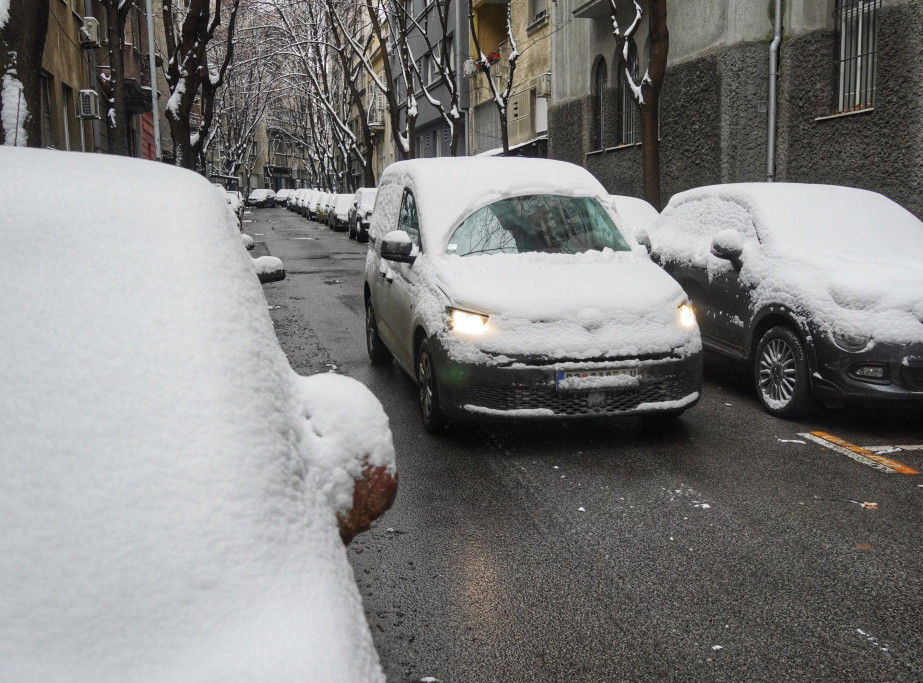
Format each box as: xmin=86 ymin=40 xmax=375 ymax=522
xmin=466 ymin=376 xmax=698 ymax=416
xmin=901 ymin=365 xmax=923 ymax=391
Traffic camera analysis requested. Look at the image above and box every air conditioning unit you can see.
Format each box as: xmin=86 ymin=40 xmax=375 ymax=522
xmin=463 ymin=59 xmax=477 ymax=78
xmin=535 ymin=72 xmax=551 ymax=98
xmin=79 ymin=17 xmax=101 ymax=48
xmin=77 ymin=89 xmax=101 ymax=120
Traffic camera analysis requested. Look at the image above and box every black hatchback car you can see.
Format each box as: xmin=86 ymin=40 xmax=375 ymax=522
xmin=647 ymin=183 xmax=923 ymax=418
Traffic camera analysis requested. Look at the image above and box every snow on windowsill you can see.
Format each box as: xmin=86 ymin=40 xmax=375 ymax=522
xmin=586 ymin=142 xmax=641 ymax=157
xmin=815 ymin=106 xmax=874 ymax=122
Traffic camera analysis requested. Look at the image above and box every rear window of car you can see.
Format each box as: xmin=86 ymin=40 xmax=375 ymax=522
xmin=446 ymin=195 xmax=630 ymax=256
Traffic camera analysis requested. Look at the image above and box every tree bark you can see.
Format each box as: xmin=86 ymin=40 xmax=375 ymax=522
xmin=640 ymin=0 xmax=668 ymax=209
xmin=0 ymin=0 xmax=50 ymax=146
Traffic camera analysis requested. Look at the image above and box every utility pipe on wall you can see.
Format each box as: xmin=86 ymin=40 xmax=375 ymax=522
xmin=766 ymin=0 xmax=783 ymax=181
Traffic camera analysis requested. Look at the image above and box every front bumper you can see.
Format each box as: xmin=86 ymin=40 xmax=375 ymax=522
xmin=432 ymin=344 xmax=703 ymax=420
xmin=811 ymin=337 xmax=923 ymax=404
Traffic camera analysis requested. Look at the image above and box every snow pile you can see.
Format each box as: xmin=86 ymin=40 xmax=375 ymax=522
xmin=252 ymin=254 xmax=284 ymax=275
xmin=240 ymin=232 xmax=254 ymax=250
xmin=652 ymin=183 xmax=923 ymax=345
xmin=0 ymin=148 xmax=388 ymax=682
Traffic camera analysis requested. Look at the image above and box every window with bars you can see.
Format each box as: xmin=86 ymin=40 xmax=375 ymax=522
xmin=836 ymin=0 xmax=880 ymax=113
xmin=616 ymin=39 xmax=639 ymax=145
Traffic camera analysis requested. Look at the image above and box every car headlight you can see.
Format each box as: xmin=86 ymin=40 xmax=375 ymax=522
xmin=677 ymin=302 xmax=697 ymax=329
xmin=831 ymin=329 xmax=871 ymax=352
xmin=449 ymin=308 xmax=489 ymax=334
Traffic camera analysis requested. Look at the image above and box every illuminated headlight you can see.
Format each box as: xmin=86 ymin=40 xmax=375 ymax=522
xmin=677 ymin=302 xmax=697 ymax=329
xmin=831 ymin=330 xmax=871 ymax=352
xmin=449 ymin=308 xmax=489 ymax=334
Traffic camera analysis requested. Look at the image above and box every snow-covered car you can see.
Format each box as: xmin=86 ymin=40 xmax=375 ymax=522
xmin=309 ymin=191 xmax=328 ymax=220
xmin=364 ymin=158 xmax=703 ymax=432
xmin=609 ymin=195 xmax=658 ymax=244
xmin=350 ymin=187 xmax=378 ymax=243
xmin=247 ymin=187 xmax=276 ymax=208
xmin=275 ymin=188 xmax=295 ymax=206
xmin=227 ymin=189 xmax=245 ymax=219
xmin=647 ymin=183 xmax=923 ymax=418
xmin=0 ymin=147 xmax=396 ymax=681
xmin=331 ymin=193 xmax=355 ymax=231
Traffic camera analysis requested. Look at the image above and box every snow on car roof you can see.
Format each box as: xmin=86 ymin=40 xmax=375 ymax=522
xmin=378 ymin=157 xmax=612 ymax=249
xmin=664 ymin=182 xmax=923 ymax=253
xmin=0 ymin=147 xmax=387 ymax=681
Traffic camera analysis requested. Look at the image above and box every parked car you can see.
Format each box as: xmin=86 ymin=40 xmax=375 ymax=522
xmin=364 ymin=158 xmax=703 ymax=432
xmin=307 ymin=191 xmax=330 ymax=222
xmin=331 ymin=193 xmax=355 ymax=232
xmin=227 ymin=190 xmax=245 ymax=219
xmin=275 ymin=188 xmax=295 ymax=207
xmin=646 ymin=183 xmax=923 ymax=418
xmin=314 ymin=192 xmax=332 ymax=222
xmin=325 ymin=194 xmax=341 ymax=226
xmin=0 ymin=147 xmax=396 ymax=681
xmin=349 ymin=187 xmax=378 ymax=243
xmin=247 ymin=188 xmax=276 ymax=208
xmin=609 ymin=195 xmax=658 ymax=244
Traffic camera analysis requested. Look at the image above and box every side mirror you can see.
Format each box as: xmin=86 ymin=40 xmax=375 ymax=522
xmin=634 ymin=226 xmax=652 ymax=252
xmin=710 ymin=229 xmax=744 ymax=262
xmin=380 ymin=230 xmax=417 ymax=264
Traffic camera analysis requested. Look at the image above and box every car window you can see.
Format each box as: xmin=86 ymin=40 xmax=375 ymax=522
xmin=446 ymin=195 xmax=631 ymax=256
xmin=397 ymin=189 xmax=421 ymax=248
xmin=665 ymin=197 xmax=757 ymax=241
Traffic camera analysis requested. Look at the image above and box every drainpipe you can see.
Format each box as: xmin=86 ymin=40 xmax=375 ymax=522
xmin=144 ymin=0 xmax=161 ymax=160
xmin=766 ymin=0 xmax=783 ymax=181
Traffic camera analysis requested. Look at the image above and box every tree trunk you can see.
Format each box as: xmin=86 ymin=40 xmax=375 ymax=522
xmin=0 ymin=0 xmax=50 ymax=146
xmin=104 ymin=0 xmax=128 ymax=155
xmin=640 ymin=0 xmax=668 ymax=209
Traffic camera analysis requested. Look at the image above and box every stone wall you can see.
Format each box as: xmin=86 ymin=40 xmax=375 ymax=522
xmin=549 ymin=1 xmax=923 ymax=218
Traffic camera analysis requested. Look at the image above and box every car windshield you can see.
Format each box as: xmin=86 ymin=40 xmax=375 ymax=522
xmin=446 ymin=194 xmax=630 ymax=256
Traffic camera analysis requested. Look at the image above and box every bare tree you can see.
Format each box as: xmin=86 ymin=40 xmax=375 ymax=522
xmin=98 ymin=0 xmax=134 ymax=155
xmin=363 ymin=0 xmax=417 ymax=159
xmin=0 ymin=0 xmax=50 ymax=146
xmin=610 ymin=0 xmax=668 ymax=208
xmin=468 ymin=0 xmax=518 ymax=154
xmin=161 ymin=0 xmax=240 ymax=170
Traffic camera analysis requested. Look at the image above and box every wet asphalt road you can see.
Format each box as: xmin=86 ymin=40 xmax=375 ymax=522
xmin=249 ymin=207 xmax=923 ymax=683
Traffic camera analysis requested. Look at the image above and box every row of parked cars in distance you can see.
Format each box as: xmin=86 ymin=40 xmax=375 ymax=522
xmin=285 ymin=187 xmax=379 ymax=243
xmin=360 ymin=157 xmax=923 ymax=430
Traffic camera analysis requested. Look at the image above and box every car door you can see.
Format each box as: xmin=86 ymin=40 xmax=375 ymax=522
xmin=658 ymin=199 xmax=754 ymax=357
xmin=379 ymin=189 xmax=422 ymax=370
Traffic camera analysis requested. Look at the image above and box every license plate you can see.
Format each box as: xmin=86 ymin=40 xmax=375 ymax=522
xmin=555 ymin=367 xmax=639 ymax=390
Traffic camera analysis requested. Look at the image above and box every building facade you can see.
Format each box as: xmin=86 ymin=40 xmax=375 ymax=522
xmin=467 ymin=0 xmax=550 ymax=156
xmin=549 ymin=0 xmax=923 ymax=218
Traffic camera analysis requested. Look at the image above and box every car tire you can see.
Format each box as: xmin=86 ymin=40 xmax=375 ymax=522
xmin=348 ymin=222 xmax=357 ymax=240
xmin=416 ymin=338 xmax=447 ymax=434
xmin=754 ymin=325 xmax=815 ymax=419
xmin=366 ymin=299 xmax=393 ymax=366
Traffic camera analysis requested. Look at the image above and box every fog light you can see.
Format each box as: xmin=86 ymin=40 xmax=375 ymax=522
xmin=853 ymin=365 xmax=887 ymax=380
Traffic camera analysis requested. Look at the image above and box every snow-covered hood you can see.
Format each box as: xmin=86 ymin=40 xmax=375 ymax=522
xmin=751 ymin=247 xmax=923 ymax=344
xmin=427 ymin=250 xmax=699 ymax=360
